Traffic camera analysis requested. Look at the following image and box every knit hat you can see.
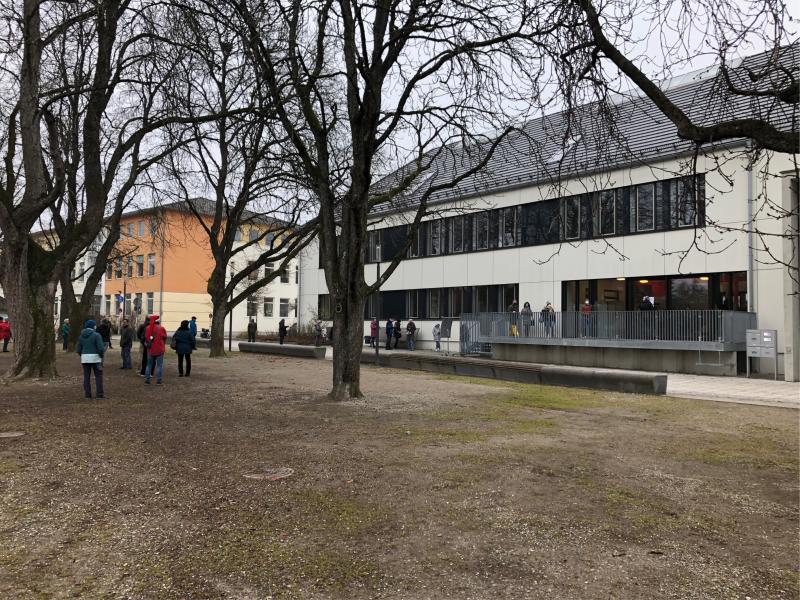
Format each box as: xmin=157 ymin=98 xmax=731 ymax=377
xmin=84 ymin=319 xmax=96 ymax=329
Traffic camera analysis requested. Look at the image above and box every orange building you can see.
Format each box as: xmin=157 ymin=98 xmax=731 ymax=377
xmin=104 ymin=200 xmax=299 ymax=334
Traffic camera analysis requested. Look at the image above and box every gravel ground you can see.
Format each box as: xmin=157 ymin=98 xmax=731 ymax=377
xmin=0 ymin=349 xmax=797 ymax=599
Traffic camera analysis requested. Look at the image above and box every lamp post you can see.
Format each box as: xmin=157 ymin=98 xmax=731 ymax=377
xmin=375 ymin=245 xmax=381 ymax=365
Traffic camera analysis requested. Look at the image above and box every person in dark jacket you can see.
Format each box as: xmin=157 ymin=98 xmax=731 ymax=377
xmin=119 ymin=318 xmax=135 ymax=369
xmin=60 ymin=319 xmax=71 ymax=351
xmin=393 ymin=319 xmax=402 ymax=349
xmin=385 ymin=318 xmax=394 ymax=350
xmin=97 ymin=319 xmax=112 ymax=349
xmin=75 ymin=319 xmax=105 ymax=399
xmin=172 ymin=320 xmax=196 ymax=377
xmin=136 ymin=320 xmax=148 ymax=375
xmin=247 ymin=318 xmax=257 ymax=343
xmin=189 ymin=316 xmax=198 ymax=338
xmin=278 ymin=319 xmax=288 ymax=345
xmin=406 ymin=319 xmax=417 ymax=350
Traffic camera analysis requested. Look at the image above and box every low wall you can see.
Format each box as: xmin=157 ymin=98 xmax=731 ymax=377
xmin=360 ymin=351 xmax=667 ymax=395
xmin=490 ymin=343 xmax=738 ymax=377
xmin=239 ymin=342 xmax=327 ymax=359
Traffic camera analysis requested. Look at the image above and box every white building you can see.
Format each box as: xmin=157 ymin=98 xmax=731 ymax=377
xmin=299 ymin=54 xmax=799 ymax=380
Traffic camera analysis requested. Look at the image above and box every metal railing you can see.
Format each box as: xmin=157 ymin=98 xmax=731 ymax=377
xmin=459 ymin=310 xmax=755 ymax=354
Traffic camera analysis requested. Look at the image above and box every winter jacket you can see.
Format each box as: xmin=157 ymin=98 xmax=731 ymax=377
xmin=278 ymin=320 xmax=288 ymax=337
xmin=189 ymin=320 xmax=198 ymax=337
xmin=247 ymin=321 xmax=257 ymax=334
xmin=97 ymin=322 xmax=112 ymax=342
xmin=136 ymin=323 xmax=147 ymax=344
xmin=385 ymin=320 xmax=394 ymax=336
xmin=432 ymin=325 xmax=441 ymax=342
xmin=172 ymin=329 xmax=196 ymax=355
xmin=406 ymin=321 xmax=417 ymax=335
xmin=75 ymin=328 xmax=105 ymax=363
xmin=0 ymin=322 xmax=11 ymax=340
xmin=144 ymin=315 xmax=167 ymax=356
xmin=370 ymin=321 xmax=378 ymax=337
xmin=119 ymin=325 xmax=136 ymax=348
xmin=60 ymin=323 xmax=70 ymax=337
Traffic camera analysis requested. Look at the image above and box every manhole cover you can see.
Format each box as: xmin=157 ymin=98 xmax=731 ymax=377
xmin=0 ymin=431 xmax=25 ymax=438
xmin=243 ymin=467 xmax=294 ymax=481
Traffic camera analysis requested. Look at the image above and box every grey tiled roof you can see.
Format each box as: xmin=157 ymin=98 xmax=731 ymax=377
xmin=371 ymin=46 xmax=798 ymax=215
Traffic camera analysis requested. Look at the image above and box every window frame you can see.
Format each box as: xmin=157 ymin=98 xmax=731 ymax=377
xmin=636 ymin=183 xmax=655 ymax=232
xmin=450 ymin=215 xmax=465 ymax=253
xmin=598 ymin=190 xmax=616 ymax=236
xmin=136 ymin=255 xmax=144 ymax=277
xmin=279 ymin=298 xmax=290 ymax=318
xmin=427 ymin=220 xmax=441 ymax=256
xmin=263 ymin=297 xmax=274 ymax=317
xmin=147 ymin=253 xmax=156 ymax=276
xmin=675 ymin=178 xmax=697 ymax=228
xmin=563 ymin=196 xmax=581 ymax=240
xmin=473 ymin=213 xmax=489 ymax=250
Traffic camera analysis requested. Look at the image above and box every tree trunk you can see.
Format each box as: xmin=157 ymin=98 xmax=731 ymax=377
xmin=329 ymin=290 xmax=366 ymax=401
xmin=2 ymin=252 xmax=57 ymax=378
xmin=209 ymin=295 xmax=229 ymax=357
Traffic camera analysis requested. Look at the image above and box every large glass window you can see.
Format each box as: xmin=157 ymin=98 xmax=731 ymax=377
xmin=450 ymin=216 xmax=465 ymax=253
xmin=599 ymin=191 xmax=615 ymax=235
xmin=263 ymin=297 xmax=274 ymax=317
xmin=136 ymin=255 xmax=144 ymax=277
xmin=474 ymin=213 xmax=489 ymax=250
xmin=633 ymin=278 xmax=666 ymax=309
xmin=367 ymin=230 xmax=381 ymax=262
xmin=407 ymin=290 xmax=419 ymax=317
xmin=670 ymin=276 xmax=709 ymax=310
xmin=429 ymin=289 xmax=440 ymax=318
xmin=636 ymin=184 xmax=655 ymax=231
xmin=318 ymin=295 xmax=331 ymax=320
xmin=428 ymin=220 xmax=441 ymax=255
xmin=407 ymin=226 xmax=421 ymax=258
xmin=564 ymin=197 xmax=580 ymax=239
xmin=499 ymin=207 xmax=518 ymax=247
xmin=449 ymin=288 xmax=463 ymax=317
xmin=596 ymin=278 xmax=625 ymax=311
xmin=675 ymin=178 xmax=697 ymax=227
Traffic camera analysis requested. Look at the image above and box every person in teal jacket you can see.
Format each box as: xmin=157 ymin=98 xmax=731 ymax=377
xmin=75 ymin=319 xmax=105 ymax=399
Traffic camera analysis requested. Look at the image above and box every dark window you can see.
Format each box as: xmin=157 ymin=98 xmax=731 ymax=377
xmin=263 ymin=297 xmax=274 ymax=317
xmin=367 ymin=230 xmax=382 ymax=263
xmin=106 ymin=263 xmax=112 ymax=279
xmin=429 ymin=289 xmax=440 ymax=318
xmin=115 ymin=257 xmax=123 ymax=278
xmin=498 ymin=207 xmax=518 ymax=247
xmin=126 ymin=257 xmax=133 ymax=278
xmin=407 ymin=290 xmax=419 ymax=317
xmin=318 ymin=295 xmax=331 ymax=319
xmin=382 ymin=290 xmax=406 ymax=319
xmin=247 ymin=295 xmax=258 ymax=316
xmin=280 ymin=269 xmax=289 ymax=283
xmin=670 ymin=276 xmax=710 ymax=310
xmin=408 ymin=225 xmax=421 ymax=258
xmin=136 ymin=255 xmax=144 ymax=277
xmin=450 ymin=216 xmax=465 ymax=253
xmin=279 ymin=298 xmax=290 ymax=317
xmin=636 ymin=184 xmax=655 ymax=231
xmin=147 ymin=254 xmax=156 ymax=276
xmin=564 ymin=197 xmax=580 ymax=239
xmin=599 ymin=191 xmax=615 ymax=235
xmin=474 ymin=213 xmax=489 ymax=250
xmin=428 ymin=220 xmax=441 ymax=255
xmin=674 ymin=178 xmax=697 ymax=227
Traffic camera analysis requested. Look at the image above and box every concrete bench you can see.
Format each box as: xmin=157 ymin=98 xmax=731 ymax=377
xmin=360 ymin=351 xmax=667 ymax=395
xmin=239 ymin=342 xmax=327 ymax=359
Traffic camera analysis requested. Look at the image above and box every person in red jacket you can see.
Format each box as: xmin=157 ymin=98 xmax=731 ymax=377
xmin=143 ymin=314 xmax=167 ymax=385
xmin=0 ymin=316 xmax=11 ymax=352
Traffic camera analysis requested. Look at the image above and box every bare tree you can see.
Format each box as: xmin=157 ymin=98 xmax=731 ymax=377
xmin=158 ymin=7 xmax=317 ymax=356
xmin=0 ymin=0 xmax=237 ymax=377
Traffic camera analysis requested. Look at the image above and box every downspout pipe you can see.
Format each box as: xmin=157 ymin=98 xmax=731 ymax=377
xmin=746 ymin=142 xmax=755 ymax=314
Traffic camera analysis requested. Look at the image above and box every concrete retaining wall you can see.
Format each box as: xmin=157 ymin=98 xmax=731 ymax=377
xmin=239 ymin=342 xmax=327 ymax=359
xmin=361 ymin=351 xmax=667 ymax=395
xmin=491 ymin=343 xmax=737 ymax=377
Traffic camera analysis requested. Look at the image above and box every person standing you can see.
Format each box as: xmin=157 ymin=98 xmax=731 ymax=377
xmin=278 ymin=318 xmax=288 ymax=345
xmin=172 ymin=320 xmax=196 ymax=377
xmin=0 ymin=316 xmax=11 ymax=352
xmin=369 ymin=318 xmax=378 ymax=348
xmin=136 ymin=319 xmax=148 ymax=375
xmin=75 ymin=319 xmax=105 ymax=399
xmin=189 ymin=316 xmax=198 ymax=338
xmin=542 ymin=302 xmax=556 ymax=338
xmin=521 ymin=302 xmax=533 ymax=336
xmin=60 ymin=319 xmax=71 ymax=351
xmin=314 ymin=321 xmax=323 ymax=347
xmin=406 ymin=319 xmax=417 ymax=351
xmin=393 ymin=319 xmax=402 ymax=349
xmin=119 ymin=318 xmax=135 ymax=369
xmin=432 ymin=323 xmax=441 ymax=352
xmin=508 ymin=299 xmax=519 ymax=337
xmin=581 ymin=298 xmax=592 ymax=337
xmin=143 ymin=315 xmax=167 ymax=385
xmin=385 ymin=318 xmax=394 ymax=350
xmin=247 ymin=318 xmax=257 ymax=343
xmin=97 ymin=318 xmax=112 ymax=350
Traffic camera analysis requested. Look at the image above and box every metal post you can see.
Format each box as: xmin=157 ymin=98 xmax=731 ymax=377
xmin=375 ymin=252 xmax=380 ymax=366
xmin=228 ymin=288 xmax=233 ymax=352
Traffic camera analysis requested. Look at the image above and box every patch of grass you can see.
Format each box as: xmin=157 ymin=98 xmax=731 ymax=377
xmin=0 ymin=457 xmax=23 ymax=475
xmin=497 ymin=383 xmax=609 ymax=411
xmin=683 ymin=434 xmax=798 ymax=470
xmin=398 ymin=427 xmax=487 ymax=444
xmin=286 ymin=489 xmax=386 ymax=534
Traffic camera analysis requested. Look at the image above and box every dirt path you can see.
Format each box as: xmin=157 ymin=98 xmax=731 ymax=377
xmin=0 ymin=349 xmax=797 ymax=598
